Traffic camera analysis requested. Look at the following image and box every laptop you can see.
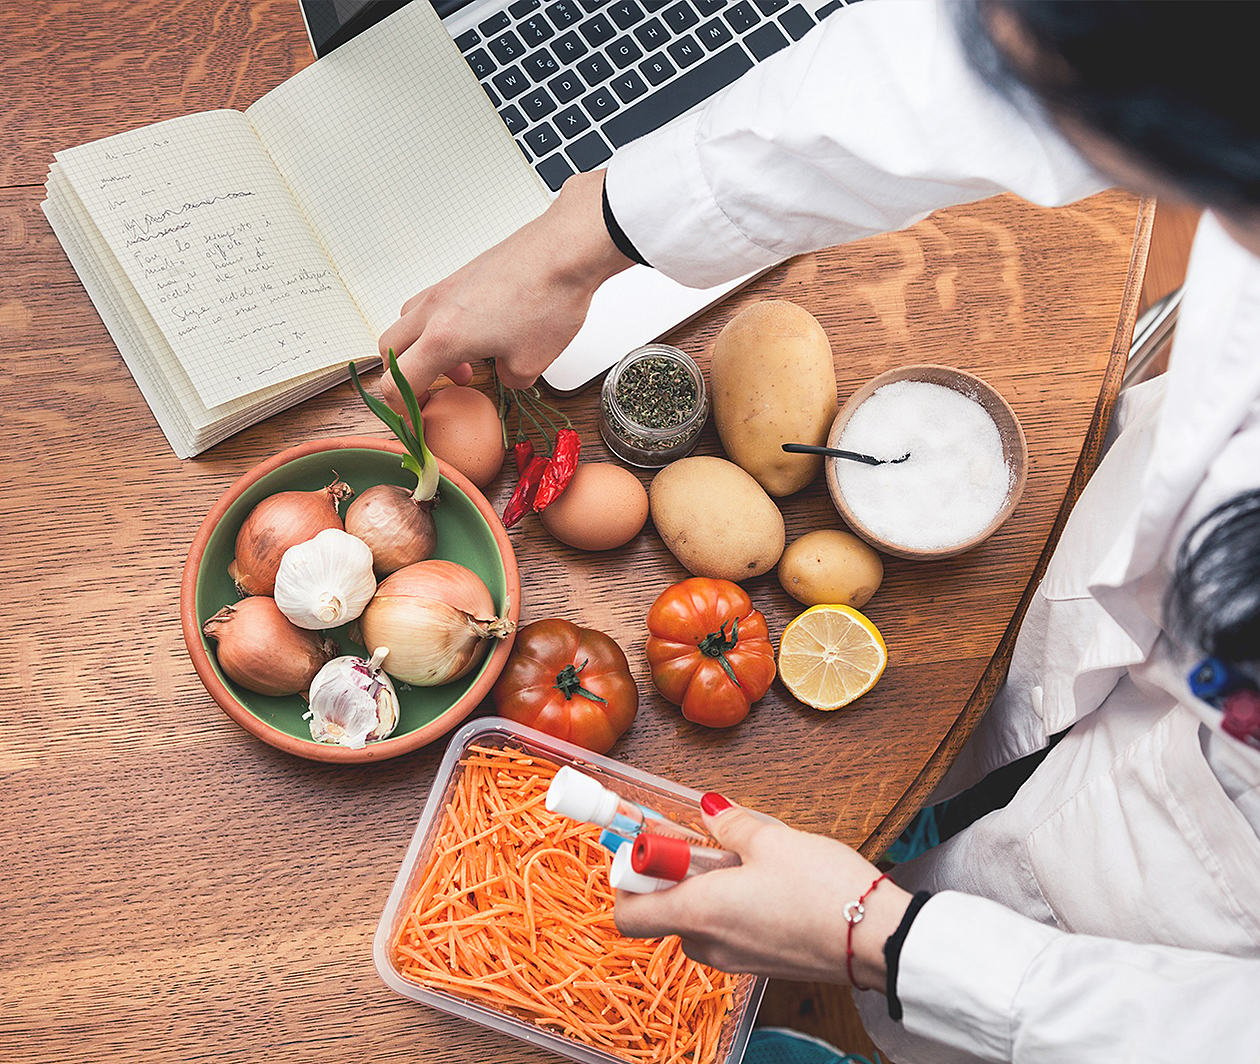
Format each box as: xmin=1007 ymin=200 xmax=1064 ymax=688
xmin=298 ymin=0 xmax=858 ymax=390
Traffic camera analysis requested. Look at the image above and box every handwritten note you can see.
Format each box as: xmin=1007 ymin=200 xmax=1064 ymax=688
xmin=55 ymin=110 xmax=375 ymax=407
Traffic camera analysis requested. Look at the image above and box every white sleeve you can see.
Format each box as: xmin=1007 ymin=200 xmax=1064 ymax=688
xmin=891 ymin=891 xmax=1260 ymax=1063
xmin=603 ymin=0 xmax=1108 ymax=288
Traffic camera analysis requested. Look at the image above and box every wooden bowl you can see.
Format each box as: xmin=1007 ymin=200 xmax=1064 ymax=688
xmin=181 ymin=437 xmax=520 ymax=763
xmin=824 ymin=365 xmax=1028 ymax=561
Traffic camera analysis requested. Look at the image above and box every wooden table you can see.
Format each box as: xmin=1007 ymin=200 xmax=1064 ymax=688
xmin=0 ymin=3 xmax=1150 ymax=1060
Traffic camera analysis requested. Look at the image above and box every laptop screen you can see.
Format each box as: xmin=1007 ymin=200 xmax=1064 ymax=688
xmin=301 ymin=0 xmax=470 ymax=57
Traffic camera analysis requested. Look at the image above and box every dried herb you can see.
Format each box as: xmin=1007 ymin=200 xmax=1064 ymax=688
xmin=613 ymin=355 xmax=699 ymax=428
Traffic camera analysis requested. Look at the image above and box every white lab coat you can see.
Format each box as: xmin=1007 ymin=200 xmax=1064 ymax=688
xmin=605 ymin=2 xmax=1260 ymax=1060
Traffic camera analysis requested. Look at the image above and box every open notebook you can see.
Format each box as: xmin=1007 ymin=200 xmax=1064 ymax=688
xmin=43 ymin=3 xmax=550 ymax=458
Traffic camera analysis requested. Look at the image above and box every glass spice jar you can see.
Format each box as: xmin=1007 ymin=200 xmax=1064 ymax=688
xmin=599 ymin=344 xmax=708 ymax=468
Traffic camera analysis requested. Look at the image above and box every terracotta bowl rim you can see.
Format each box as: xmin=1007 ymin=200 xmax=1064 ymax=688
xmin=825 ymin=364 xmax=1029 ymax=561
xmin=180 ymin=435 xmax=520 ymax=763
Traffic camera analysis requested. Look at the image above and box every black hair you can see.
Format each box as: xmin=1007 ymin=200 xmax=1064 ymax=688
xmin=957 ymin=1 xmax=1260 ymax=211
xmin=1166 ymin=490 xmax=1260 ymax=679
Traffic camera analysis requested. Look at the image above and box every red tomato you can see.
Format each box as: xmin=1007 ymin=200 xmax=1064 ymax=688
xmin=645 ymin=578 xmax=776 ymax=728
xmin=492 ymin=618 xmax=638 ymax=753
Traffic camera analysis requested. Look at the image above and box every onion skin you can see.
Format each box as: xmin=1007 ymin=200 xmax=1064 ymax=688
xmin=229 ymin=480 xmax=352 ymax=595
xmin=202 ymin=596 xmax=337 ymax=697
xmin=359 ymin=560 xmax=514 ymax=686
xmin=344 ymin=484 xmax=437 ymax=576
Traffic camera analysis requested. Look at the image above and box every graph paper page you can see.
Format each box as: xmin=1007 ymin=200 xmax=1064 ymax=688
xmin=246 ymin=2 xmax=551 ymax=335
xmin=55 ymin=110 xmax=376 ymax=407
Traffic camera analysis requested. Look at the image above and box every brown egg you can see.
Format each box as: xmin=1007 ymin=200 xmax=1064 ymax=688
xmin=421 ymin=386 xmax=506 ymax=488
xmin=541 ymin=463 xmax=649 ymax=551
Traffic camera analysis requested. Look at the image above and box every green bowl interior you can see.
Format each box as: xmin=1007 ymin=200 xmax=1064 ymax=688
xmin=195 ymin=448 xmax=508 ymax=746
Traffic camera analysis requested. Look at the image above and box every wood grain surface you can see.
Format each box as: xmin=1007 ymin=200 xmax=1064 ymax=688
xmin=0 ymin=3 xmax=1149 ymax=1062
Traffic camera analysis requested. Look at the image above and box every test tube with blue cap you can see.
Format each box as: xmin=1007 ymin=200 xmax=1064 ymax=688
xmin=545 ymin=766 xmax=708 ymax=844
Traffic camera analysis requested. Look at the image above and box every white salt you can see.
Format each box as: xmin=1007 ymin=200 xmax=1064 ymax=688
xmin=836 ymin=380 xmax=1010 ymax=552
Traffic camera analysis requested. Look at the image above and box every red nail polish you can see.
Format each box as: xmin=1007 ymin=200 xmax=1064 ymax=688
xmin=701 ymin=792 xmax=732 ymax=816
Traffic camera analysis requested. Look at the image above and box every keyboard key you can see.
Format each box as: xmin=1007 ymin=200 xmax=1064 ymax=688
xmin=697 ymin=17 xmax=732 ymax=48
xmin=478 ymin=11 xmax=511 ymax=34
xmin=520 ymin=87 xmax=558 ymax=120
xmin=499 ymin=103 xmax=527 ymax=134
xmin=577 ymin=52 xmax=615 ymax=83
xmin=611 ymin=70 xmax=648 ymax=102
xmin=695 ymin=0 xmax=725 ymax=12
xmin=663 ymin=1 xmax=699 ymax=31
xmin=524 ymin=50 xmax=560 ymax=79
xmin=643 ymin=0 xmax=670 ymax=9
xmin=724 ymin=1 xmax=758 ymax=32
xmin=609 ymin=0 xmax=646 ymax=28
xmin=746 ymin=21 xmax=788 ymax=57
xmin=488 ymin=30 xmax=526 ymax=62
xmin=536 ymin=153 xmax=575 ymax=190
xmin=754 ymin=0 xmax=787 ymax=13
xmin=492 ymin=64 xmax=530 ymax=98
xmin=519 ymin=15 xmax=555 ymax=44
xmin=667 ymin=33 xmax=704 ymax=66
xmin=582 ymin=86 xmax=619 ymax=120
xmin=525 ymin=121 xmax=562 ymax=155
xmin=510 ymin=0 xmax=541 ymax=14
xmin=464 ymin=47 xmax=495 ymax=79
xmin=566 ymin=129 xmax=613 ymax=170
xmin=605 ymin=42 xmax=751 ymax=146
xmin=548 ymin=69 xmax=585 ymax=102
xmin=555 ymin=103 xmax=592 ymax=136
xmin=579 ymin=12 xmax=616 ymax=45
xmin=609 ymin=33 xmax=644 ymax=67
xmin=547 ymin=0 xmax=583 ymax=26
xmin=484 ymin=83 xmax=501 ymax=106
xmin=577 ymin=0 xmax=607 ymax=9
xmin=779 ymin=3 xmax=814 ymax=38
xmin=455 ymin=29 xmax=480 ymax=51
xmin=817 ymin=0 xmax=843 ymax=16
xmin=634 ymin=16 xmax=668 ymax=48
xmin=640 ymin=50 xmax=676 ymax=84
xmin=552 ymin=30 xmax=588 ymax=61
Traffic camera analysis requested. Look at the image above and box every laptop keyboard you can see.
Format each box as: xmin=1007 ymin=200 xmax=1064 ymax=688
xmin=456 ymin=0 xmax=862 ymax=190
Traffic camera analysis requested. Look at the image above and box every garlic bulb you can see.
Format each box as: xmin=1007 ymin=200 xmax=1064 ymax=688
xmin=304 ymin=647 xmax=400 ymax=749
xmin=274 ymin=528 xmax=376 ymax=630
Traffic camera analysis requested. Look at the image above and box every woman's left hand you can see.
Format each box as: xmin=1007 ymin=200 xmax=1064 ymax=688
xmin=614 ymin=795 xmax=912 ymax=990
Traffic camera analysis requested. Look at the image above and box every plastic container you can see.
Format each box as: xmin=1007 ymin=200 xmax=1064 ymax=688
xmin=599 ymin=344 xmax=708 ymax=468
xmin=374 ymin=717 xmax=766 ymax=1064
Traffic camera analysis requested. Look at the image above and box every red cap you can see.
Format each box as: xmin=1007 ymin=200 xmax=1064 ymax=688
xmin=631 ymin=833 xmax=692 ymax=881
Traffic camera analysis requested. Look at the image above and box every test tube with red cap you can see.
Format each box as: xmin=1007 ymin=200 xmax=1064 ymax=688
xmin=631 ymin=832 xmax=741 ymax=882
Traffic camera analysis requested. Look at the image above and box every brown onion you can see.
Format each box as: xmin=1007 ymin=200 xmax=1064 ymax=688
xmin=344 ymin=484 xmax=437 ymax=576
xmin=202 ymin=597 xmax=337 ymax=696
xmin=229 ymin=479 xmax=352 ymax=595
xmin=359 ymin=560 xmax=514 ymax=686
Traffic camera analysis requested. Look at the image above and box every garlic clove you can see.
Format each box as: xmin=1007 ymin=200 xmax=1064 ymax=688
xmin=305 ymin=647 xmax=401 ymax=748
xmin=274 ymin=528 xmax=377 ymax=630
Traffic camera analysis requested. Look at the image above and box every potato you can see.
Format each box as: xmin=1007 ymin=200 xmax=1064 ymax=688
xmin=711 ymin=300 xmax=838 ymax=497
xmin=778 ymin=529 xmax=883 ymax=607
xmin=650 ymin=456 xmax=785 ymax=580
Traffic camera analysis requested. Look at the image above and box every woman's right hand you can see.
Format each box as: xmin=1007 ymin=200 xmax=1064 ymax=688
xmin=377 ymin=168 xmax=635 ymax=407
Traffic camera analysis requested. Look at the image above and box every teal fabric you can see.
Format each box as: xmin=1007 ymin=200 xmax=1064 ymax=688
xmin=882 ymin=803 xmax=941 ymax=865
xmin=745 ymin=1028 xmax=882 ymax=1064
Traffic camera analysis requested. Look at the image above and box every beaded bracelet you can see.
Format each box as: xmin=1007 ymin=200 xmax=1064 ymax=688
xmin=842 ymin=872 xmax=889 ymax=989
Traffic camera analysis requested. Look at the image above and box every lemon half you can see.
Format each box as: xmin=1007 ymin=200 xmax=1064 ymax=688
xmin=778 ymin=604 xmax=888 ymax=710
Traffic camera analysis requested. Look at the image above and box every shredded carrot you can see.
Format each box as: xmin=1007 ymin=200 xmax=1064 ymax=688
xmin=391 ymin=744 xmax=744 ymax=1064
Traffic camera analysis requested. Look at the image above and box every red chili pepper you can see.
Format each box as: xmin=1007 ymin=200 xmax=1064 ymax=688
xmin=503 ymin=454 xmax=549 ymax=528
xmin=513 ymin=438 xmax=534 ymax=475
xmin=533 ymin=428 xmax=581 ymax=512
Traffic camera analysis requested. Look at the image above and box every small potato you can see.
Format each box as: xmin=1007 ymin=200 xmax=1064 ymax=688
xmin=778 ymin=529 xmax=884 ymax=607
xmin=541 ymin=463 xmax=649 ymax=551
xmin=650 ymin=456 xmax=785 ymax=580
xmin=421 ymin=385 xmax=506 ymax=488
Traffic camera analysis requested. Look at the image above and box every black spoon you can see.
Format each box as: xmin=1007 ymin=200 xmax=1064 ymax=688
xmin=782 ymin=442 xmax=911 ymax=466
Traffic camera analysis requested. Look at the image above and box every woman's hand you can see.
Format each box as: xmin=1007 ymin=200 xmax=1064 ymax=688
xmin=378 ymin=168 xmax=634 ymax=407
xmin=615 ymin=795 xmax=912 ymax=990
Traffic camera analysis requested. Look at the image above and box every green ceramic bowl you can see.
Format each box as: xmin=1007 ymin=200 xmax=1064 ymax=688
xmin=181 ymin=437 xmax=520 ymax=763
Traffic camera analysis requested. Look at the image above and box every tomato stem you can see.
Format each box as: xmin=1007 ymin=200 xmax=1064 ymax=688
xmin=554 ymin=659 xmax=608 ymax=703
xmin=699 ymin=619 xmax=744 ymax=689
